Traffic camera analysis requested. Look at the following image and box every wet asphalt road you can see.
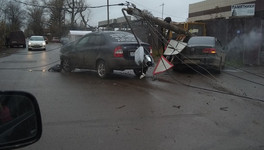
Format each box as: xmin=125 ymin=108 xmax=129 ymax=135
xmin=1 ymin=43 xmax=264 ymax=150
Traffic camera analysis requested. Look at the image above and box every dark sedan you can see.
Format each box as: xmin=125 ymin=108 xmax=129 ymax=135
xmin=173 ymin=36 xmax=226 ymax=73
xmin=60 ymin=31 xmax=153 ymax=78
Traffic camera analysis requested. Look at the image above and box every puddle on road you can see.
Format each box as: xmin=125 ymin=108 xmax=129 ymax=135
xmin=1 ymin=60 xmax=37 ymax=63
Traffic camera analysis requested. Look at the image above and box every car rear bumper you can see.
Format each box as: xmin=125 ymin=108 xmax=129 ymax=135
xmin=173 ymin=55 xmax=220 ymax=68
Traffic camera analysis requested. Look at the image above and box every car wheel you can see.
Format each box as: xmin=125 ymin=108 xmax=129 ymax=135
xmin=134 ymin=67 xmax=148 ymax=77
xmin=97 ymin=60 xmax=111 ymax=79
xmin=61 ymin=58 xmax=73 ymax=72
xmin=23 ymin=44 xmax=26 ymax=48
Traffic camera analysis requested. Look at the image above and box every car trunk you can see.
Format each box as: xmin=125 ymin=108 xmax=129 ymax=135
xmin=182 ymin=46 xmax=213 ymax=56
xmin=117 ymin=43 xmax=151 ymax=60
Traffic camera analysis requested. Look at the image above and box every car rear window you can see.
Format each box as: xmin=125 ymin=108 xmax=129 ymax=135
xmin=188 ymin=37 xmax=215 ymax=47
xmin=30 ymin=36 xmax=44 ymax=41
xmin=106 ymin=32 xmax=138 ymax=42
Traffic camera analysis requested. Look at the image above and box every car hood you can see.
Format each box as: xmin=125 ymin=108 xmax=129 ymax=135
xmin=29 ymin=41 xmax=45 ymax=44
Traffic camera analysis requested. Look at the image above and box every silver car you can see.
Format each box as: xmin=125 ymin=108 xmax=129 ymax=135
xmin=173 ymin=36 xmax=226 ymax=73
xmin=28 ymin=36 xmax=46 ymax=51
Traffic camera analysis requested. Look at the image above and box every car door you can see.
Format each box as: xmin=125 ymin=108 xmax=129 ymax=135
xmin=83 ymin=34 xmax=105 ymax=68
xmin=72 ymin=35 xmax=91 ymax=68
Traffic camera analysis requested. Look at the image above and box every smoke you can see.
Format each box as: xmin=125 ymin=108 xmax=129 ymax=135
xmin=227 ymin=28 xmax=262 ymax=52
xmin=226 ymin=28 xmax=262 ymax=65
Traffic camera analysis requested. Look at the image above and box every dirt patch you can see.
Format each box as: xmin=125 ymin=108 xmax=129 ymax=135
xmin=0 ymin=48 xmax=21 ymax=58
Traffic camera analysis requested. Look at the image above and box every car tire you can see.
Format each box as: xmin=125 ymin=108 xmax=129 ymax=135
xmin=134 ymin=67 xmax=148 ymax=77
xmin=97 ymin=60 xmax=111 ymax=79
xmin=61 ymin=58 xmax=74 ymax=72
xmin=23 ymin=44 xmax=26 ymax=48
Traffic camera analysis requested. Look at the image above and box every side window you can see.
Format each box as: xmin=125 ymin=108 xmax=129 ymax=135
xmin=96 ymin=35 xmax=106 ymax=45
xmin=87 ymin=35 xmax=105 ymax=46
xmin=87 ymin=35 xmax=96 ymax=45
xmin=76 ymin=35 xmax=90 ymax=48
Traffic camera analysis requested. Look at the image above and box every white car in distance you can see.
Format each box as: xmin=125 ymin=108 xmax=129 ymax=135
xmin=28 ymin=36 xmax=46 ymax=51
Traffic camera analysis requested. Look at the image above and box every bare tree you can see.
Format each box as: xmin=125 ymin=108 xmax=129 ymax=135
xmin=0 ymin=0 xmax=7 ymax=21
xmin=47 ymin=0 xmax=65 ymax=36
xmin=5 ymin=1 xmax=26 ymax=31
xmin=65 ymin=0 xmax=90 ymax=29
xmin=79 ymin=3 xmax=91 ymax=29
xmin=26 ymin=0 xmax=45 ymax=35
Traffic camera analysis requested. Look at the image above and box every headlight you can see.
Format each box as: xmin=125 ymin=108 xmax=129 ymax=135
xmin=42 ymin=42 xmax=46 ymax=46
xmin=28 ymin=42 xmax=31 ymax=45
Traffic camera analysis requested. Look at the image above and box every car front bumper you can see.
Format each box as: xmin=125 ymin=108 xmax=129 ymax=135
xmin=28 ymin=44 xmax=46 ymax=50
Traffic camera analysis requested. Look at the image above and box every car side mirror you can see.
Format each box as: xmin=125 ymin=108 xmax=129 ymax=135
xmin=0 ymin=91 xmax=42 ymax=150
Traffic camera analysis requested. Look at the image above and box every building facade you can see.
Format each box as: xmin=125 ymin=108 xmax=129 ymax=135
xmin=188 ymin=0 xmax=256 ymax=22
xmin=188 ymin=0 xmax=264 ymax=65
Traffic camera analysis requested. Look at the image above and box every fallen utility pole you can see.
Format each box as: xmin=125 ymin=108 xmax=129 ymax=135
xmin=123 ymin=7 xmax=192 ymax=38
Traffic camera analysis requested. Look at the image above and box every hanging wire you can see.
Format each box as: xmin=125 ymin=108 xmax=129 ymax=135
xmin=0 ymin=60 xmax=60 ymax=70
xmin=14 ymin=0 xmax=125 ymax=9
xmin=137 ymin=10 xmax=219 ymax=82
xmin=129 ymin=6 xmax=264 ymax=102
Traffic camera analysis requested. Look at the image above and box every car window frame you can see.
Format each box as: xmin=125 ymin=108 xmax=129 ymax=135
xmin=75 ymin=35 xmax=91 ymax=50
xmin=87 ymin=34 xmax=106 ymax=46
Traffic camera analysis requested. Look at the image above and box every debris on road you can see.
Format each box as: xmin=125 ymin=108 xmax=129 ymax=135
xmin=116 ymin=105 xmax=126 ymax=109
xmin=48 ymin=64 xmax=62 ymax=72
xmin=220 ymin=107 xmax=228 ymax=111
xmin=172 ymin=105 xmax=181 ymax=109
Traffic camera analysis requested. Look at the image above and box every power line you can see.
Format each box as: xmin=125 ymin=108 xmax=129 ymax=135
xmin=133 ymin=9 xmax=264 ymax=102
xmin=0 ymin=60 xmax=60 ymax=70
xmin=128 ymin=0 xmax=187 ymax=20
xmin=223 ymin=71 xmax=264 ymax=87
xmin=139 ymin=12 xmax=218 ymax=82
xmin=14 ymin=0 xmax=125 ymax=9
xmin=225 ymin=62 xmax=264 ymax=79
xmin=7 ymin=46 xmax=62 ymax=56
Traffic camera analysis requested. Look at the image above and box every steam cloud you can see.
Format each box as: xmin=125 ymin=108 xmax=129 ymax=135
xmin=227 ymin=28 xmax=262 ymax=52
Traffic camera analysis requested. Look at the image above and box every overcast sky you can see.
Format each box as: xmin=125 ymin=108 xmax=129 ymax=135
xmin=88 ymin=0 xmax=203 ymax=26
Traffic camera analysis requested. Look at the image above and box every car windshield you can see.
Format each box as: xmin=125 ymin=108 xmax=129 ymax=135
xmin=30 ymin=36 xmax=44 ymax=41
xmin=1 ymin=0 xmax=264 ymax=150
xmin=188 ymin=37 xmax=215 ymax=47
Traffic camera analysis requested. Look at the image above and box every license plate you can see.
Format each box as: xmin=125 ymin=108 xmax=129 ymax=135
xmin=130 ymin=52 xmax=135 ymax=56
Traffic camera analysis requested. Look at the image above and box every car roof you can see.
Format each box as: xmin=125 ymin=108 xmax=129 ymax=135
xmin=89 ymin=31 xmax=132 ymax=35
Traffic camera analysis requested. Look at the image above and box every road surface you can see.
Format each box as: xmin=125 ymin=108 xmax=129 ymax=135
xmin=0 ymin=43 xmax=264 ymax=150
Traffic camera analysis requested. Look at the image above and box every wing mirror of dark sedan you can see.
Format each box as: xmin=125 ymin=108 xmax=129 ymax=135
xmin=0 ymin=91 xmax=42 ymax=150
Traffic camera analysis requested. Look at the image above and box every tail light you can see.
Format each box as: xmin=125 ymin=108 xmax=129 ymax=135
xmin=114 ymin=46 xmax=123 ymax=57
xmin=203 ymin=48 xmax=216 ymax=54
xmin=149 ymin=46 xmax=153 ymax=56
